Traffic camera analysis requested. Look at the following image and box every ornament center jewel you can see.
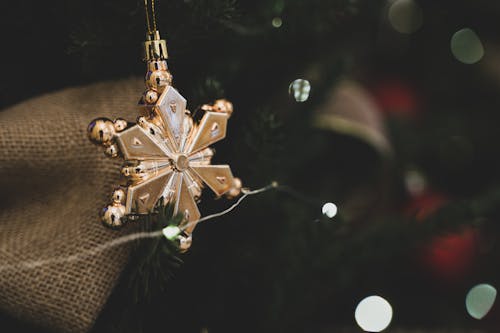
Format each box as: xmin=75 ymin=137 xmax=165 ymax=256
xmin=173 ymin=154 xmax=189 ymax=171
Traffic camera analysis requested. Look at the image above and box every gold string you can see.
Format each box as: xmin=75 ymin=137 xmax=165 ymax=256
xmin=144 ymin=0 xmax=158 ymax=33
xmin=144 ymin=0 xmax=151 ymax=33
xmin=152 ymin=0 xmax=157 ymax=31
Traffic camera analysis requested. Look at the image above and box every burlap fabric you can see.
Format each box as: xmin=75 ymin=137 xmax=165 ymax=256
xmin=0 ymin=78 xmax=144 ymax=332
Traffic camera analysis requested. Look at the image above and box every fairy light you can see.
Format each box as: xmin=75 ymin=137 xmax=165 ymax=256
xmin=355 ymin=295 xmax=393 ymax=332
xmin=388 ymin=0 xmax=423 ymax=34
xmin=322 ymin=202 xmax=338 ymax=218
xmin=466 ymin=284 xmax=497 ymax=320
xmin=272 ymin=17 xmax=283 ymax=28
xmin=289 ymin=79 xmax=311 ymax=102
xmin=162 ymin=225 xmax=181 ymax=240
xmin=451 ymin=28 xmax=484 ymax=64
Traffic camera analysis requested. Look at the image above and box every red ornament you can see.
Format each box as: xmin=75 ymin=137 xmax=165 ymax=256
xmin=404 ymin=191 xmax=479 ymax=281
xmin=404 ymin=191 xmax=448 ymax=220
xmin=420 ymin=228 xmax=478 ymax=281
xmin=371 ymin=78 xmax=420 ymax=118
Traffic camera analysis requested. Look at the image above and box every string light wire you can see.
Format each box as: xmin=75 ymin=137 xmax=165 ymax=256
xmin=0 ymin=183 xmax=277 ymax=273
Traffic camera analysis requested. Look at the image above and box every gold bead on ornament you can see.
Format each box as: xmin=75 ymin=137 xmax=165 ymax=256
xmin=102 ymin=204 xmax=126 ymax=228
xmin=144 ymin=90 xmax=159 ymax=104
xmin=213 ymin=99 xmax=233 ymax=117
xmin=178 ymin=233 xmax=193 ymax=252
xmin=104 ymin=144 xmax=119 ymax=158
xmin=201 ymin=99 xmax=234 ymax=117
xmin=137 ymin=116 xmax=148 ymax=128
xmin=146 ymin=70 xmax=172 ymax=93
xmin=112 ymin=188 xmax=126 ymax=204
xmin=87 ymin=118 xmax=115 ymax=145
xmin=122 ymin=165 xmax=145 ymax=178
xmin=226 ymin=177 xmax=242 ymax=199
xmin=114 ymin=118 xmax=128 ymax=132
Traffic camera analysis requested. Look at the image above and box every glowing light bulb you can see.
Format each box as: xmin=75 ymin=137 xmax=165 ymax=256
xmin=272 ymin=17 xmax=283 ymax=28
xmin=388 ymin=0 xmax=423 ymax=34
xmin=322 ymin=202 xmax=338 ymax=218
xmin=162 ymin=225 xmax=181 ymax=240
xmin=355 ymin=295 xmax=393 ymax=332
xmin=289 ymin=79 xmax=311 ymax=102
xmin=451 ymin=28 xmax=484 ymax=64
xmin=466 ymin=284 xmax=497 ymax=320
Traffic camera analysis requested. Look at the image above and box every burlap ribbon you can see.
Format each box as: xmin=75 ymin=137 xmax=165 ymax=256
xmin=0 ymin=78 xmax=144 ymax=332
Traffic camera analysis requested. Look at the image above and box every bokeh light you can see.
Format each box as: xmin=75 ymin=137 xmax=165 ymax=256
xmin=355 ymin=296 xmax=393 ymax=332
xmin=466 ymin=284 xmax=497 ymax=320
xmin=272 ymin=17 xmax=283 ymax=28
xmin=388 ymin=0 xmax=423 ymax=34
xmin=404 ymin=169 xmax=427 ymax=196
xmin=162 ymin=225 xmax=181 ymax=240
xmin=451 ymin=28 xmax=484 ymax=64
xmin=322 ymin=202 xmax=338 ymax=218
xmin=289 ymin=79 xmax=311 ymax=102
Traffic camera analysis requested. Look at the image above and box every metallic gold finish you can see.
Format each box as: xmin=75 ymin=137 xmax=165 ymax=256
xmin=115 ymin=125 xmax=169 ymax=160
xmin=91 ymin=93 xmax=238 ymax=235
xmin=125 ymin=170 xmax=173 ymax=214
xmin=188 ymin=148 xmax=214 ymax=165
xmin=155 ymin=86 xmax=187 ymax=147
xmin=104 ymin=144 xmax=119 ymax=158
xmin=178 ymin=232 xmax=193 ymax=252
xmin=112 ymin=189 xmax=126 ymax=204
xmin=148 ymin=60 xmax=168 ymax=72
xmin=144 ymin=90 xmax=159 ymax=104
xmin=173 ymin=154 xmax=189 ymax=171
xmin=226 ymin=177 xmax=243 ymax=199
xmin=145 ymin=69 xmax=172 ymax=93
xmin=88 ymin=118 xmax=115 ymax=145
xmin=201 ymin=99 xmax=234 ymax=118
xmin=190 ymin=165 xmax=234 ymax=196
xmin=143 ymin=0 xmax=158 ymax=34
xmin=143 ymin=31 xmax=168 ymax=61
xmin=186 ymin=112 xmax=228 ymax=153
xmin=114 ymin=118 xmax=128 ymax=132
xmin=183 ymin=169 xmax=203 ymax=200
xmin=175 ymin=174 xmax=201 ymax=234
xmin=102 ymin=203 xmax=126 ymax=228
xmin=121 ymin=160 xmax=170 ymax=180
xmin=88 ymin=26 xmax=242 ymax=251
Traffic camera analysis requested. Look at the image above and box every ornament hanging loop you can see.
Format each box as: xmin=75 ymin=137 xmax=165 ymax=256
xmin=143 ymin=0 xmax=157 ymax=34
xmin=144 ymin=30 xmax=168 ymax=61
xmin=143 ymin=0 xmax=167 ymax=61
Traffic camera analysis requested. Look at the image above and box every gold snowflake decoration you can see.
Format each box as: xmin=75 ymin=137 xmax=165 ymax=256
xmin=87 ymin=36 xmax=241 ymax=250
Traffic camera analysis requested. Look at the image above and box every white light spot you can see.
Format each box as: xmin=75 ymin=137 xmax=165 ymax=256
xmin=322 ymin=202 xmax=338 ymax=218
xmin=289 ymin=79 xmax=311 ymax=102
xmin=466 ymin=284 xmax=497 ymax=320
xmin=162 ymin=225 xmax=181 ymax=240
xmin=451 ymin=28 xmax=484 ymax=64
xmin=355 ymin=296 xmax=393 ymax=332
xmin=388 ymin=0 xmax=423 ymax=34
xmin=404 ymin=169 xmax=427 ymax=196
xmin=272 ymin=17 xmax=282 ymax=28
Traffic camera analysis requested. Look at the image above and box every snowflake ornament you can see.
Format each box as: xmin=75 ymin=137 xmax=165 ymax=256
xmin=87 ymin=31 xmax=241 ymax=251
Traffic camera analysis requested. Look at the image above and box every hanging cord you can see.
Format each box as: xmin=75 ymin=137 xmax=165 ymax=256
xmin=144 ymin=0 xmax=158 ymax=33
xmin=152 ymin=0 xmax=157 ymax=31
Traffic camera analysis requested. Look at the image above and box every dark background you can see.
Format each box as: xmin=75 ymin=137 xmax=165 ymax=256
xmin=3 ymin=0 xmax=500 ymax=332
